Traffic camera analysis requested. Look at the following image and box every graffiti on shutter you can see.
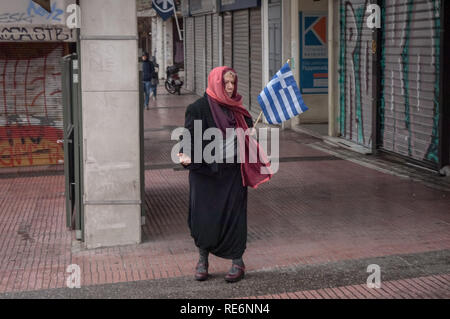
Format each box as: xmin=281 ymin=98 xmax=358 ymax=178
xmin=0 ymin=43 xmax=64 ymax=168
xmin=339 ymin=0 xmax=374 ymax=148
xmin=380 ymin=0 xmax=441 ymax=165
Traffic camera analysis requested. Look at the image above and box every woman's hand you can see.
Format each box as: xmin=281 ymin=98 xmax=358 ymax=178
xmin=177 ymin=153 xmax=192 ymax=167
xmin=248 ymin=128 xmax=257 ymax=136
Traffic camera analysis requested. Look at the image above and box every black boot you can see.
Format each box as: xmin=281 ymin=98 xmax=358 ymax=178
xmin=225 ymin=258 xmax=245 ymax=283
xmin=195 ymin=249 xmax=209 ymax=281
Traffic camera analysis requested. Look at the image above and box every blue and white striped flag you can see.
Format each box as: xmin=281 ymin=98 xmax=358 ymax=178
xmin=257 ymin=63 xmax=308 ymax=125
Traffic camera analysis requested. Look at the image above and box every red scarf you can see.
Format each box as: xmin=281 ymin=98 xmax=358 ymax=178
xmin=206 ymin=66 xmax=272 ymax=189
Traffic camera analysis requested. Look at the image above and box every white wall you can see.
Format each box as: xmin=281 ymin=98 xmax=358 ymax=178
xmin=153 ymin=17 xmax=173 ymax=79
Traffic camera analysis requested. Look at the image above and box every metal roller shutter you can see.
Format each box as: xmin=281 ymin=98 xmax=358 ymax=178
xmin=212 ymin=14 xmax=220 ymax=69
xmin=0 ymin=43 xmax=64 ymax=168
xmin=250 ymin=7 xmax=262 ymax=116
xmin=233 ymin=10 xmax=250 ymax=109
xmin=206 ymin=14 xmax=213 ymax=75
xmin=380 ymin=0 xmax=441 ymax=166
xmin=339 ymin=0 xmax=374 ymax=148
xmin=194 ymin=16 xmax=206 ymax=96
xmin=223 ymin=12 xmax=233 ymax=68
xmin=185 ymin=17 xmax=195 ymax=93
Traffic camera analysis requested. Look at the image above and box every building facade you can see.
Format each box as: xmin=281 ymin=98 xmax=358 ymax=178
xmin=137 ymin=0 xmax=184 ymax=80
xmin=182 ymin=0 xmax=449 ymax=171
xmin=338 ymin=0 xmax=448 ymax=170
xmin=182 ymin=0 xmax=264 ymax=118
xmin=0 ymin=0 xmax=76 ymax=168
xmin=0 ymin=0 xmax=143 ymax=248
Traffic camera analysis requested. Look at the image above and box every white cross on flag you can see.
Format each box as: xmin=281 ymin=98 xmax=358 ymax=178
xmin=257 ymin=62 xmax=309 ymax=125
xmin=152 ymin=0 xmax=175 ymax=21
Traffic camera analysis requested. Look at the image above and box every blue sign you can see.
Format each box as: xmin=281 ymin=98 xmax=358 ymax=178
xmin=220 ymin=0 xmax=260 ymax=12
xmin=152 ymin=0 xmax=175 ymax=21
xmin=299 ymin=12 xmax=328 ymax=94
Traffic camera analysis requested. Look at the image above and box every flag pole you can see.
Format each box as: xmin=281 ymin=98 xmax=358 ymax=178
xmin=171 ymin=0 xmax=183 ymax=41
xmin=254 ymin=111 xmax=264 ymax=126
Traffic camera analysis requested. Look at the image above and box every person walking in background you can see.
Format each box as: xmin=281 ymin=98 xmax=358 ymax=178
xmin=142 ymin=52 xmax=155 ymax=110
xmin=178 ymin=66 xmax=272 ymax=283
xmin=150 ymin=56 xmax=159 ymax=101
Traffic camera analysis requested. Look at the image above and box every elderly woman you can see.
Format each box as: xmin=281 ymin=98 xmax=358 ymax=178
xmin=178 ymin=67 xmax=272 ymax=283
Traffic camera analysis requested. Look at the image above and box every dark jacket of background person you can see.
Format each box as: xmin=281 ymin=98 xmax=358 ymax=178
xmin=142 ymin=59 xmax=155 ymax=82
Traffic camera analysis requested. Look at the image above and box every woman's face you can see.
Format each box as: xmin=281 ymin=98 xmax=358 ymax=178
xmin=224 ymin=73 xmax=235 ymax=98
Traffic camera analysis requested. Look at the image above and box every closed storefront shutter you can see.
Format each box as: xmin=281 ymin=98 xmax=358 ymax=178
xmin=380 ymin=0 xmax=441 ymax=166
xmin=185 ymin=17 xmax=195 ymax=93
xmin=339 ymin=0 xmax=374 ymax=148
xmin=212 ymin=14 xmax=220 ymax=69
xmin=249 ymin=7 xmax=262 ymax=116
xmin=206 ymin=14 xmax=213 ymax=75
xmin=194 ymin=16 xmax=206 ymax=96
xmin=0 ymin=43 xmax=64 ymax=168
xmin=223 ymin=12 xmax=233 ymax=68
xmin=233 ymin=10 xmax=250 ymax=109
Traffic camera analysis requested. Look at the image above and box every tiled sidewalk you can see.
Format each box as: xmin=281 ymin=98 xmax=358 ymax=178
xmin=244 ymin=274 xmax=450 ymax=299
xmin=0 ymin=91 xmax=449 ymax=297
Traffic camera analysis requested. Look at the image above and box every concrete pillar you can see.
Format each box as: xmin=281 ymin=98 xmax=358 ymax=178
xmin=328 ymin=0 xmax=336 ymax=137
xmin=261 ymin=0 xmax=270 ymax=87
xmin=291 ymin=0 xmax=300 ymax=127
xmin=151 ymin=17 xmax=157 ymax=58
xmin=156 ymin=17 xmax=164 ymax=78
xmin=281 ymin=0 xmax=292 ymax=130
xmin=80 ymin=0 xmax=141 ymax=249
xmin=165 ymin=18 xmax=174 ymax=70
xmin=328 ymin=0 xmax=340 ymax=137
xmin=154 ymin=17 xmax=173 ymax=80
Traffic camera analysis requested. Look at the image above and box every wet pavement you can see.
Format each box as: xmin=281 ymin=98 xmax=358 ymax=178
xmin=0 ymin=88 xmax=449 ymax=299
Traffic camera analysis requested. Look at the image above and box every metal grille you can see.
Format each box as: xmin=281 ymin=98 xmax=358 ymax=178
xmin=380 ymin=0 xmax=441 ymax=165
xmin=339 ymin=0 xmax=374 ymax=148
xmin=0 ymin=43 xmax=64 ymax=168
xmin=212 ymin=14 xmax=220 ymax=69
xmin=250 ymin=7 xmax=263 ymax=116
xmin=223 ymin=12 xmax=233 ymax=68
xmin=206 ymin=14 xmax=213 ymax=75
xmin=233 ymin=10 xmax=250 ymax=108
xmin=194 ymin=15 xmax=206 ymax=96
xmin=185 ymin=18 xmax=195 ymax=92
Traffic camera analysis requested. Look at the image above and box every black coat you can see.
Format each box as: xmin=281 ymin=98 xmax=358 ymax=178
xmin=142 ymin=60 xmax=155 ymax=82
xmin=183 ymin=94 xmax=254 ymax=259
xmin=182 ymin=94 xmax=253 ymax=176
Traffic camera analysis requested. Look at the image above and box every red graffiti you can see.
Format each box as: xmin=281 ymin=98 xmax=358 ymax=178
xmin=0 ymin=125 xmax=64 ymax=167
xmin=0 ymin=45 xmax=63 ymax=168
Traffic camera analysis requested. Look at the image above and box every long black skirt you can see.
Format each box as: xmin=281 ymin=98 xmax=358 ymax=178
xmin=188 ymin=163 xmax=248 ymax=260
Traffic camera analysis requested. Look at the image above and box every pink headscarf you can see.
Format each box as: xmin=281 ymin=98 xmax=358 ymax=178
xmin=206 ymin=66 xmax=272 ymax=189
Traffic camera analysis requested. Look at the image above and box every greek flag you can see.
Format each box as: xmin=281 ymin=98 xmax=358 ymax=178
xmin=257 ymin=63 xmax=309 ymax=125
